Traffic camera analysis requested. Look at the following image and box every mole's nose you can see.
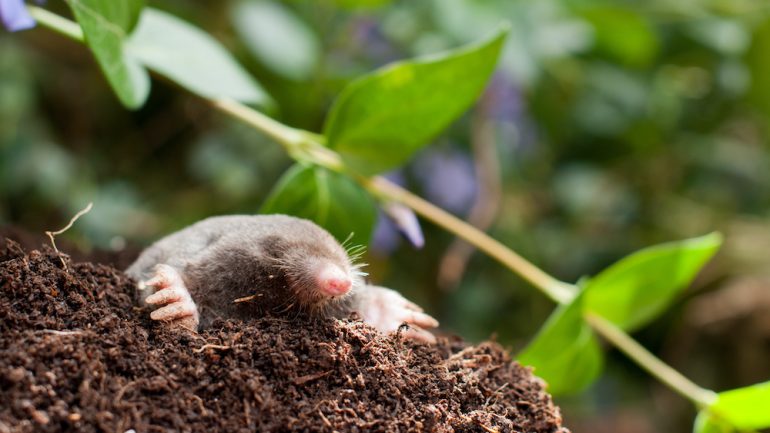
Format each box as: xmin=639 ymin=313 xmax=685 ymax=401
xmin=317 ymin=263 xmax=352 ymax=296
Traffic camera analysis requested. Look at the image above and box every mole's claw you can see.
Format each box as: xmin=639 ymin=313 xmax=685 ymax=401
xmin=146 ymin=287 xmax=183 ymax=305
xmin=359 ymin=285 xmax=438 ymax=343
xmin=402 ymin=299 xmax=424 ymax=312
xmin=142 ymin=264 xmax=172 ymax=288
xmin=400 ymin=327 xmax=437 ymax=344
xmin=142 ymin=275 xmax=166 ymax=289
xmin=407 ymin=311 xmax=439 ymax=329
xmin=149 ymin=298 xmax=200 ymax=331
xmin=150 ymin=301 xmax=197 ymax=321
xmin=140 ymin=263 xmax=200 ymax=330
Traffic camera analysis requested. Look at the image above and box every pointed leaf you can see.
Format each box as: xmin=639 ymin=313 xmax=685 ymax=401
xmin=323 ymin=26 xmax=508 ymax=174
xmin=261 ymin=164 xmax=376 ymax=246
xmin=127 ymin=8 xmax=271 ymax=106
xmin=68 ymin=0 xmax=150 ymax=108
xmin=584 ymin=233 xmax=722 ymax=331
xmin=332 ymin=0 xmax=391 ymax=8
xmin=518 ymin=291 xmax=603 ymax=395
xmin=693 ymin=411 xmax=733 ymax=433
xmin=711 ymin=381 xmax=770 ymax=429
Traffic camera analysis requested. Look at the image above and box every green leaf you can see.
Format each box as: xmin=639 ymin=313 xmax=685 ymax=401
xmin=67 ymin=0 xmax=150 ymax=108
xmin=693 ymin=411 xmax=733 ymax=433
xmin=323 ymin=26 xmax=508 ymax=174
xmin=261 ymin=163 xmax=377 ymax=246
xmin=711 ymin=381 xmax=770 ymax=429
xmin=332 ymin=0 xmax=392 ymax=8
xmin=584 ymin=233 xmax=722 ymax=331
xmin=517 ymin=291 xmax=603 ymax=395
xmin=127 ymin=8 xmax=272 ymax=106
xmin=232 ymin=1 xmax=320 ymax=81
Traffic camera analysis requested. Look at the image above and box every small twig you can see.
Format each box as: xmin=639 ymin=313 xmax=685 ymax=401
xmin=359 ymin=337 xmax=378 ymax=354
xmin=447 ymin=345 xmax=476 ymax=362
xmin=45 ymin=202 xmax=93 ymax=272
xmin=460 ymin=415 xmax=500 ymax=433
xmin=233 ymin=294 xmax=262 ymax=303
xmin=191 ymin=394 xmax=210 ymax=416
xmin=193 ymin=344 xmax=232 ymax=353
xmin=477 ymin=423 xmax=500 ymax=433
xmin=293 ymin=370 xmax=332 ymax=385
xmin=113 ymin=381 xmax=136 ymax=406
xmin=484 ymin=382 xmax=509 ymax=407
xmin=243 ymin=398 xmax=251 ymax=427
xmin=37 ymin=329 xmax=86 ymax=337
xmin=318 ymin=409 xmax=332 ymax=428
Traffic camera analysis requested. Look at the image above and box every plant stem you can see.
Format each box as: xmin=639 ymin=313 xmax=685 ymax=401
xmin=585 ymin=313 xmax=717 ymax=408
xmin=28 ymin=6 xmax=83 ymax=41
xmin=211 ymin=99 xmax=304 ymax=152
xmin=361 ymin=176 xmax=576 ymax=304
xmin=212 ymin=99 xmax=345 ymax=172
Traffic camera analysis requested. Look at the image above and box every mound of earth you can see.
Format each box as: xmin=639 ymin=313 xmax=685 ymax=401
xmin=0 ymin=238 xmax=568 ymax=433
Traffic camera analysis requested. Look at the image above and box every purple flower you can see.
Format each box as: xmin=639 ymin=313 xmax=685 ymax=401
xmin=413 ymin=148 xmax=478 ymax=215
xmin=382 ymin=201 xmax=424 ymax=249
xmin=1 ymin=0 xmax=35 ymax=32
xmin=371 ymin=171 xmax=425 ymax=254
xmin=484 ymin=72 xmax=525 ymax=122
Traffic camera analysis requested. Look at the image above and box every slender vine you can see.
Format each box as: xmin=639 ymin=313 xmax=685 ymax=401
xmin=585 ymin=314 xmax=716 ymax=408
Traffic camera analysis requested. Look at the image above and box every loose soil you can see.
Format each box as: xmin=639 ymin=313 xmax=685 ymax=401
xmin=0 ymin=237 xmax=568 ymax=433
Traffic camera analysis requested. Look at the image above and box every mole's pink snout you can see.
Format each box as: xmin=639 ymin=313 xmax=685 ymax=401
xmin=316 ymin=263 xmax=352 ymax=297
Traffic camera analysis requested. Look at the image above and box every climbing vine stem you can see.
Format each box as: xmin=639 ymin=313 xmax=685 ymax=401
xmin=585 ymin=314 xmax=717 ymax=408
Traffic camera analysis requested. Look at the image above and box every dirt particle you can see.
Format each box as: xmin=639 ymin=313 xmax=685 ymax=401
xmin=5 ymin=368 xmax=26 ymax=383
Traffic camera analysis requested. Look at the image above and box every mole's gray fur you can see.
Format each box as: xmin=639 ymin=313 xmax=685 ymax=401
xmin=126 ymin=214 xmax=363 ymax=328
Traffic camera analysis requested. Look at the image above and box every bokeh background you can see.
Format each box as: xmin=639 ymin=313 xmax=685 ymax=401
xmin=3 ymin=0 xmax=770 ymax=431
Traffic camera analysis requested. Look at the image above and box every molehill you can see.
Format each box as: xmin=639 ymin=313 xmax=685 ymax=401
xmin=0 ymin=237 xmax=569 ymax=433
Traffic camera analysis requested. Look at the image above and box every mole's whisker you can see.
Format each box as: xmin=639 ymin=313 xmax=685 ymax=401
xmin=340 ymin=232 xmax=355 ymax=250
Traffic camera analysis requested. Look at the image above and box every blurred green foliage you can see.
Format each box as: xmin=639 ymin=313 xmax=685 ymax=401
xmin=4 ymin=0 xmax=770 ymax=432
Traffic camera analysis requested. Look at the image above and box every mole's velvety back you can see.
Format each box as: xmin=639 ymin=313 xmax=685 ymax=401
xmin=126 ymin=214 xmax=362 ymax=327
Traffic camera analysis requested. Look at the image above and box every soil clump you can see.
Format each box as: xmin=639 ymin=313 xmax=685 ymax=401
xmin=0 ymin=237 xmax=568 ymax=433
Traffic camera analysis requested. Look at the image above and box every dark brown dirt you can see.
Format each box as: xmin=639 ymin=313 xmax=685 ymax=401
xmin=0 ymin=238 xmax=569 ymax=433
xmin=0 ymin=226 xmax=140 ymax=270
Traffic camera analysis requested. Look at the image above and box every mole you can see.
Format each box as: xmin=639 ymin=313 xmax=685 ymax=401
xmin=125 ymin=214 xmax=439 ymax=342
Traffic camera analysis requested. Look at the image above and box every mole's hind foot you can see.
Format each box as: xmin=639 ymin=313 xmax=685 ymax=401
xmin=359 ymin=286 xmax=439 ymax=343
xmin=140 ymin=264 xmax=200 ymax=331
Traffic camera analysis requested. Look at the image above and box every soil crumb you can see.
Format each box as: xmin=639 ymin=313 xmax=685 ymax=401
xmin=0 ymin=238 xmax=569 ymax=433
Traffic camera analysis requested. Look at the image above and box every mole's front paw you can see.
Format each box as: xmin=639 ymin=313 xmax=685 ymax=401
xmin=139 ymin=264 xmax=200 ymax=331
xmin=359 ymin=286 xmax=439 ymax=343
